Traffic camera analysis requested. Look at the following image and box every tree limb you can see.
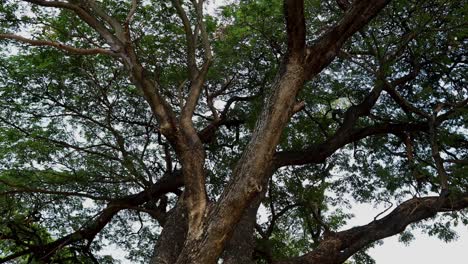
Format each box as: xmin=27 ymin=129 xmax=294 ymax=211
xmin=304 ymin=0 xmax=390 ymax=79
xmin=0 ymin=34 xmax=115 ymax=56
xmin=173 ymin=1 xmax=392 ymax=262
xmin=171 ymin=0 xmax=198 ymax=78
xmin=23 ymin=0 xmax=179 ymax=144
xmin=0 ymin=171 xmax=183 ymax=263
xmin=274 ymin=121 xmax=429 ymax=167
xmin=284 ymin=0 xmax=306 ymax=59
xmin=275 ymin=193 xmax=468 ymax=264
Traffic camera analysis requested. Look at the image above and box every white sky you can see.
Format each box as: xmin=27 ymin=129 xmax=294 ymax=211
xmin=346 ymin=202 xmax=467 ymax=263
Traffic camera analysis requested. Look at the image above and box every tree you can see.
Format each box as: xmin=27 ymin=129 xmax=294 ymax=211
xmin=0 ymin=0 xmax=466 ymax=263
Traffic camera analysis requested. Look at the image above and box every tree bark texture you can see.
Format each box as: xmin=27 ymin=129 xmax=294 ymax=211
xmin=150 ymin=201 xmax=187 ymax=264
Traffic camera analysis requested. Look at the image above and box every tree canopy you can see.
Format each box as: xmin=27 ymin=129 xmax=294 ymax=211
xmin=0 ymin=0 xmax=467 ymax=263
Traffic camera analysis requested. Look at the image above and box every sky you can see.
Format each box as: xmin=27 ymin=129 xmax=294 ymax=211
xmin=370 ymin=232 xmax=467 ymax=264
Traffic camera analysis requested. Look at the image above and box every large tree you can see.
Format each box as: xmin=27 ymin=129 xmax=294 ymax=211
xmin=0 ymin=0 xmax=467 ymax=263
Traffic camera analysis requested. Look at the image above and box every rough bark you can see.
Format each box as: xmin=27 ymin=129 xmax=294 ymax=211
xmin=151 ymin=194 xmax=264 ymax=264
xmin=173 ymin=60 xmax=306 ymax=264
xmin=222 ymin=187 xmax=267 ymax=264
xmin=151 ymin=201 xmax=188 ymax=264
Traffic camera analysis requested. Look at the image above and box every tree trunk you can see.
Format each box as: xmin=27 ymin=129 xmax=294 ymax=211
xmin=150 ymin=200 xmax=187 ymax=264
xmin=222 ymin=189 xmax=266 ymax=264
xmin=152 ymin=169 xmax=270 ymax=264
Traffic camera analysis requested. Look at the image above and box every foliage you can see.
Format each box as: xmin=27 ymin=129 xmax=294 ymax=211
xmin=0 ymin=0 xmax=467 ymax=263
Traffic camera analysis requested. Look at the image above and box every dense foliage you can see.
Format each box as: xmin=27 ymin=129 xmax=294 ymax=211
xmin=0 ymin=0 xmax=466 ymax=263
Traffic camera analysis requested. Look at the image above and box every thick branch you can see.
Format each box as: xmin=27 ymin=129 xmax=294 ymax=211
xmin=304 ymin=0 xmax=390 ymax=79
xmin=173 ymin=1 xmax=391 ymax=263
xmin=273 ymin=80 xmax=384 ymax=167
xmin=23 ymin=0 xmax=124 ymax=50
xmin=284 ymin=0 xmax=306 ymax=59
xmin=275 ymin=193 xmax=468 ymax=264
xmin=0 ymin=172 xmax=183 ymax=263
xmin=23 ymin=0 xmax=178 ymax=144
xmin=274 ymin=64 xmax=427 ymax=168
xmin=274 ymin=121 xmax=428 ymax=167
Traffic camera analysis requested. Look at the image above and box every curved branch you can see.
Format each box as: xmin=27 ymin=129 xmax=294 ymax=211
xmin=23 ymin=0 xmax=178 ymax=144
xmin=275 ymin=193 xmax=468 ymax=264
xmin=0 ymin=34 xmax=115 ymax=56
xmin=274 ymin=121 xmax=429 ymax=167
xmin=304 ymin=0 xmax=390 ymax=79
xmin=0 ymin=171 xmax=183 ymax=263
xmin=23 ymin=0 xmax=123 ymax=50
xmin=274 ymin=62 xmax=428 ymax=168
xmin=273 ymin=81 xmax=385 ymax=167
